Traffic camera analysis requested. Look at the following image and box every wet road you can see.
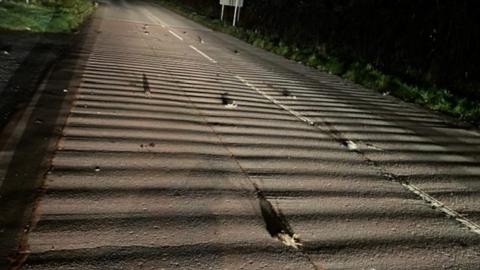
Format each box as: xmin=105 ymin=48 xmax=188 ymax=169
xmin=1 ymin=0 xmax=480 ymax=269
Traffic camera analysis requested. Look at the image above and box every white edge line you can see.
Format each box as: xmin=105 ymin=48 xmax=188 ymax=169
xmin=234 ymin=74 xmax=480 ymax=236
xmin=143 ymin=9 xmax=167 ymax=28
xmin=234 ymin=75 xmax=315 ymax=126
xmin=151 ymin=16 xmax=165 ymax=28
xmin=153 ymin=17 xmax=166 ymax=28
xmin=402 ymin=182 xmax=480 ymax=235
xmin=189 ymin=45 xmax=217 ymax=63
xmin=168 ymin=30 xmax=184 ymax=41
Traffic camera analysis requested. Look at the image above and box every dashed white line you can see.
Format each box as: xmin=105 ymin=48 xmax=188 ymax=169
xmin=233 ymin=73 xmax=480 ymax=236
xmin=168 ymin=30 xmax=184 ymax=41
xmin=189 ymin=45 xmax=217 ymax=63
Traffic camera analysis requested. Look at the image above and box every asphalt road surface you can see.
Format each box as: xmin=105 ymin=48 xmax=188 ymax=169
xmin=1 ymin=0 xmax=480 ymax=269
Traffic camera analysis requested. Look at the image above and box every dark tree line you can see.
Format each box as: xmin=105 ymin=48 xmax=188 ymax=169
xmin=174 ymin=0 xmax=480 ymax=100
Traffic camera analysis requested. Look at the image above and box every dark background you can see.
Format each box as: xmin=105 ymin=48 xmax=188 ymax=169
xmin=172 ymin=0 xmax=480 ymax=100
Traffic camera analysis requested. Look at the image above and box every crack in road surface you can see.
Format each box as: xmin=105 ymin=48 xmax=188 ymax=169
xmin=166 ymin=67 xmax=308 ymax=253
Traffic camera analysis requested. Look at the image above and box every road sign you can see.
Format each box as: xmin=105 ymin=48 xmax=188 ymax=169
xmin=220 ymin=0 xmax=243 ymax=7
xmin=220 ymin=0 xmax=243 ymax=26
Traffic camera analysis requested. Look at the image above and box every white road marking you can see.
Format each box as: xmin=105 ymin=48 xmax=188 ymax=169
xmin=234 ymin=75 xmax=316 ymax=126
xmin=168 ymin=30 xmax=184 ymax=41
xmin=114 ymin=6 xmax=480 ymax=236
xmin=402 ymin=182 xmax=480 ymax=235
xmin=233 ymin=74 xmax=480 ymax=236
xmin=366 ymin=143 xmax=383 ymax=151
xmin=224 ymin=102 xmax=238 ymax=109
xmin=189 ymin=45 xmax=217 ymax=63
xmin=141 ymin=9 xmax=166 ymax=27
xmin=345 ymin=140 xmax=358 ymax=151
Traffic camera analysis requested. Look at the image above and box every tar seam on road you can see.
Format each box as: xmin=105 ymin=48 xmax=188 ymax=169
xmin=147 ymin=38 xmax=321 ymax=266
xmin=178 ymin=91 xmax=321 ymax=270
xmin=149 ymin=40 xmax=325 ymax=269
xmin=176 ymin=77 xmax=304 ymax=249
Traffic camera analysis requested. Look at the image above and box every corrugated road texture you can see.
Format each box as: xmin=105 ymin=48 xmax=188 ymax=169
xmin=20 ymin=0 xmax=480 ymax=269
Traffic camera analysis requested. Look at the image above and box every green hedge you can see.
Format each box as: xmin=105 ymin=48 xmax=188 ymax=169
xmin=160 ymin=0 xmax=480 ymax=124
xmin=0 ymin=0 xmax=94 ymax=32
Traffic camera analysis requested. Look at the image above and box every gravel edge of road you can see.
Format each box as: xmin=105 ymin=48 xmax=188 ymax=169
xmin=0 ymin=15 xmax=99 ymax=270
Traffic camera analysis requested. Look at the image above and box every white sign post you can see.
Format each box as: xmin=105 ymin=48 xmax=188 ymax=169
xmin=232 ymin=0 xmax=239 ymax=26
xmin=220 ymin=0 xmax=244 ymax=26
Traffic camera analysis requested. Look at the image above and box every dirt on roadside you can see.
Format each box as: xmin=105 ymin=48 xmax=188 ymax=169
xmin=0 ymin=30 xmax=72 ymax=132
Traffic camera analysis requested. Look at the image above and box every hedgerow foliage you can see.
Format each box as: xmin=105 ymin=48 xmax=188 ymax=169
xmin=173 ymin=0 xmax=480 ymax=102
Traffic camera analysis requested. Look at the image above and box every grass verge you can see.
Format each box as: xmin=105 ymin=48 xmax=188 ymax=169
xmin=0 ymin=0 xmax=95 ymax=32
xmin=155 ymin=0 xmax=480 ymax=126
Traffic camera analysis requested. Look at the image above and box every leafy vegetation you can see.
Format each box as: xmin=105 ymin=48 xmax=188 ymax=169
xmin=0 ymin=0 xmax=94 ymax=32
xmin=156 ymin=0 xmax=480 ymax=125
